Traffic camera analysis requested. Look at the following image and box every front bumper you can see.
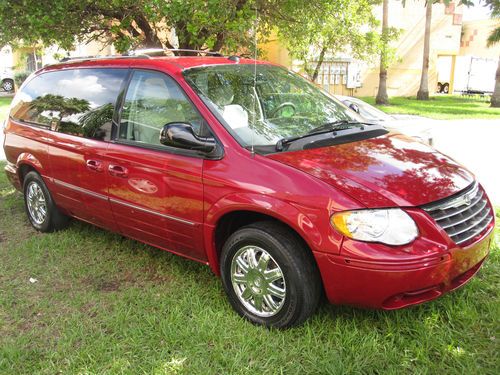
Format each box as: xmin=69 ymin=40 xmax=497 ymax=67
xmin=314 ymin=228 xmax=493 ymax=309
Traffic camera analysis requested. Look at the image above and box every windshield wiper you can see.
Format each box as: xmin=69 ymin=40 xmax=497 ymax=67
xmin=275 ymin=120 xmax=368 ymax=151
xmin=306 ymin=120 xmax=367 ymax=134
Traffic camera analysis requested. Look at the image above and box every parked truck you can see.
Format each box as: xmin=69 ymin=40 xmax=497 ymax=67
xmin=437 ymin=55 xmax=497 ymax=95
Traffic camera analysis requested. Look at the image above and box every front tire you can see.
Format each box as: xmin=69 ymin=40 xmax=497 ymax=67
xmin=23 ymin=171 xmax=69 ymax=232
xmin=220 ymin=221 xmax=322 ymax=328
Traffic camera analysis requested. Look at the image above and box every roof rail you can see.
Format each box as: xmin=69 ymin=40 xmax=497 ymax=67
xmin=59 ymin=54 xmax=151 ymax=63
xmin=127 ymin=48 xmax=224 ymax=57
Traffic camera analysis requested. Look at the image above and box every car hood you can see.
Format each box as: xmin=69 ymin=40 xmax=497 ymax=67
xmin=267 ymin=132 xmax=474 ymax=207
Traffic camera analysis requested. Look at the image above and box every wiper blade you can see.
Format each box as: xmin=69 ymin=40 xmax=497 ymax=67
xmin=275 ymin=120 xmax=368 ymax=151
xmin=307 ymin=120 xmax=367 ymax=134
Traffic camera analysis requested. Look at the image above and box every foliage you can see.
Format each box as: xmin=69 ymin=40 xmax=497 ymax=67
xmin=13 ymin=72 xmax=30 ymax=88
xmin=0 ymin=0 xmax=322 ymax=55
xmin=483 ymin=0 xmax=500 ymax=45
xmin=277 ymin=0 xmax=383 ymax=80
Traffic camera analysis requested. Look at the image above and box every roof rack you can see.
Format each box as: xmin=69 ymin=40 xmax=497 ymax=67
xmin=57 ymin=48 xmax=229 ymax=65
xmin=127 ymin=48 xmax=224 ymax=57
xmin=59 ymin=54 xmax=151 ymax=63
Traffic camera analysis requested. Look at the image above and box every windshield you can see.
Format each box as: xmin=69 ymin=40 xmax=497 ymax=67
xmin=183 ymin=65 xmax=364 ymax=148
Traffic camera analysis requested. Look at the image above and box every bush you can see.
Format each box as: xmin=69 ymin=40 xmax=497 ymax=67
xmin=14 ymin=71 xmax=30 ymax=87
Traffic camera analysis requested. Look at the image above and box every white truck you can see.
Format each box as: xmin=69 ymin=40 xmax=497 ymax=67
xmin=437 ymin=55 xmax=497 ymax=95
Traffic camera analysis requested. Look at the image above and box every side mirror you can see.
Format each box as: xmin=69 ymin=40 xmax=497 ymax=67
xmin=348 ymin=103 xmax=360 ymax=114
xmin=160 ymin=122 xmax=216 ymax=153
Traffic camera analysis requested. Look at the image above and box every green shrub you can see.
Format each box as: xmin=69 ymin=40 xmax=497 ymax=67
xmin=14 ymin=71 xmax=30 ymax=87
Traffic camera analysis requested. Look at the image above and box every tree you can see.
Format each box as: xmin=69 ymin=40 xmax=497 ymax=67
xmin=276 ymin=0 xmax=380 ymax=82
xmin=416 ymin=1 xmax=475 ymax=100
xmin=376 ymin=0 xmax=390 ymax=104
xmin=0 ymin=1 xmax=306 ymax=55
xmin=484 ymin=0 xmax=500 ymax=107
xmin=416 ymin=1 xmax=433 ymax=100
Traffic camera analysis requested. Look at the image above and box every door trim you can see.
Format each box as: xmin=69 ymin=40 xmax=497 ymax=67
xmin=108 ymin=197 xmax=197 ymax=226
xmin=54 ymin=178 xmax=196 ymax=226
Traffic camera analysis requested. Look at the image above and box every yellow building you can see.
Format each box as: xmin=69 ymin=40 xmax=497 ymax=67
xmin=460 ymin=19 xmax=500 ymax=58
xmin=260 ymin=1 xmax=498 ymax=97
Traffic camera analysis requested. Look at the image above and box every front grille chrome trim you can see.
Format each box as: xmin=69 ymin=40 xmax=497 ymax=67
xmin=439 ymin=199 xmax=488 ymax=229
xmin=431 ymin=189 xmax=484 ymax=221
xmin=422 ymin=182 xmax=493 ymax=247
xmin=453 ymin=216 xmax=493 ymax=245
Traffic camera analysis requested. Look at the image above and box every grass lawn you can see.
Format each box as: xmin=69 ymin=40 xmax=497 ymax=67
xmin=362 ymin=95 xmax=500 ymax=120
xmin=0 ymin=165 xmax=499 ymax=374
xmin=0 ymin=97 xmax=12 ymax=123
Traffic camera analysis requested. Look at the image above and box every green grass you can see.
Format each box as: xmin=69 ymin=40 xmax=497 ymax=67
xmin=0 ymin=165 xmax=499 ymax=374
xmin=362 ymin=95 xmax=500 ymax=120
xmin=0 ymin=97 xmax=11 ymax=123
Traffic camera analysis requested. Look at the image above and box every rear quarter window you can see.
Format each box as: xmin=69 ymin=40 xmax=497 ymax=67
xmin=10 ymin=68 xmax=128 ymax=141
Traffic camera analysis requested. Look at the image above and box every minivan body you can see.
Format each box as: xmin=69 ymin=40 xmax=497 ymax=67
xmin=2 ymin=56 xmax=495 ymax=327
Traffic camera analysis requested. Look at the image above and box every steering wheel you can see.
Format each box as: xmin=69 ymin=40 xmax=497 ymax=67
xmin=269 ymin=102 xmax=296 ymax=118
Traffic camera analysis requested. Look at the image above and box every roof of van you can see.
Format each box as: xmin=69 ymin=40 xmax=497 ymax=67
xmin=38 ymin=56 xmax=276 ymax=75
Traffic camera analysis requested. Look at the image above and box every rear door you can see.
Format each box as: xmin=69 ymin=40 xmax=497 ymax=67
xmin=106 ymin=69 xmax=207 ymax=261
xmin=10 ymin=68 xmax=129 ymax=229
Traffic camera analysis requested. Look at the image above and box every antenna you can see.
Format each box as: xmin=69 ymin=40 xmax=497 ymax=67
xmin=250 ymin=5 xmax=258 ymax=157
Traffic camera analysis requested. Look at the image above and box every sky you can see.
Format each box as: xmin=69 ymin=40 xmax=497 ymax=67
xmin=462 ymin=0 xmax=493 ymax=21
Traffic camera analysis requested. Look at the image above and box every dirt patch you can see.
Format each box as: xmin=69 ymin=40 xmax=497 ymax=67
xmin=96 ymin=280 xmax=120 ymax=292
xmin=142 ymin=265 xmax=173 ymax=284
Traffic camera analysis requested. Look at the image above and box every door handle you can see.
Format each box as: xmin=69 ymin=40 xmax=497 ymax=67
xmin=86 ymin=159 xmax=104 ymax=172
xmin=108 ymin=164 xmax=129 ymax=178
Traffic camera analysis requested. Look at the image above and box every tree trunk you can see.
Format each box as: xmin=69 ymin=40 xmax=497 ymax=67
xmin=376 ymin=0 xmax=389 ymax=105
xmin=311 ymin=46 xmax=327 ymax=83
xmin=491 ymin=57 xmax=500 ymax=107
xmin=417 ymin=1 xmax=432 ymax=100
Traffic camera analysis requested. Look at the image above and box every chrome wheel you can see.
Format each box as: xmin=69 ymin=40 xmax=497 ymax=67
xmin=2 ymin=80 xmax=13 ymax=92
xmin=26 ymin=181 xmax=47 ymax=225
xmin=230 ymin=245 xmax=286 ymax=317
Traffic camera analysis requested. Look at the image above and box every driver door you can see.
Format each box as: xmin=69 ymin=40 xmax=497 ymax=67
xmin=106 ymin=70 xmax=207 ymax=261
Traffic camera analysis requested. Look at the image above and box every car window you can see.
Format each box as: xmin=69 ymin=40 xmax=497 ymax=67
xmin=10 ymin=68 xmax=127 ymax=141
xmin=118 ymin=70 xmax=206 ymax=146
xmin=184 ymin=65 xmax=361 ymax=148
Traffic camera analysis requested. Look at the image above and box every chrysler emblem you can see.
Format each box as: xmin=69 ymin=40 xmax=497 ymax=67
xmin=464 ymin=195 xmax=472 ymax=206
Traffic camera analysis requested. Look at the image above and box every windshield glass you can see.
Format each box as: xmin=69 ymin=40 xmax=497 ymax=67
xmin=183 ymin=65 xmax=364 ymax=147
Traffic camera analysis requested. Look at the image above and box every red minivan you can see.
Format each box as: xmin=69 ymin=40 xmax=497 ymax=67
xmin=2 ymin=54 xmax=495 ymax=327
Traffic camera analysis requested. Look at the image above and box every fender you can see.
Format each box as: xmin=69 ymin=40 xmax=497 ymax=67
xmin=16 ymin=152 xmax=45 ymax=174
xmin=204 ymin=192 xmax=327 ymax=275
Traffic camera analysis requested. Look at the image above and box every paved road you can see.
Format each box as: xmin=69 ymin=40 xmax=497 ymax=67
xmin=1 ymin=118 xmax=499 ymax=204
xmin=430 ymin=119 xmax=500 ymax=205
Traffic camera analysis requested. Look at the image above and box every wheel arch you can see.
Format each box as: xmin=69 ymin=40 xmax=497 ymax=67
xmin=204 ymin=194 xmax=323 ymax=275
xmin=16 ymin=153 xmax=45 ymax=186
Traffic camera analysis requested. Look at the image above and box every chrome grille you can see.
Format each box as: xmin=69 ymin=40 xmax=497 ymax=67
xmin=422 ymin=182 xmax=494 ymax=246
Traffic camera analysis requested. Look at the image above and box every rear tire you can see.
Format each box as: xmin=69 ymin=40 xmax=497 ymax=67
xmin=437 ymin=82 xmax=443 ymax=93
xmin=443 ymin=83 xmax=449 ymax=94
xmin=2 ymin=79 xmax=14 ymax=92
xmin=220 ymin=221 xmax=322 ymax=328
xmin=23 ymin=171 xmax=69 ymax=232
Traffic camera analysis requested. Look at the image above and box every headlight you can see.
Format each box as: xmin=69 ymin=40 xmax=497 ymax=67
xmin=331 ymin=208 xmax=418 ymax=246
